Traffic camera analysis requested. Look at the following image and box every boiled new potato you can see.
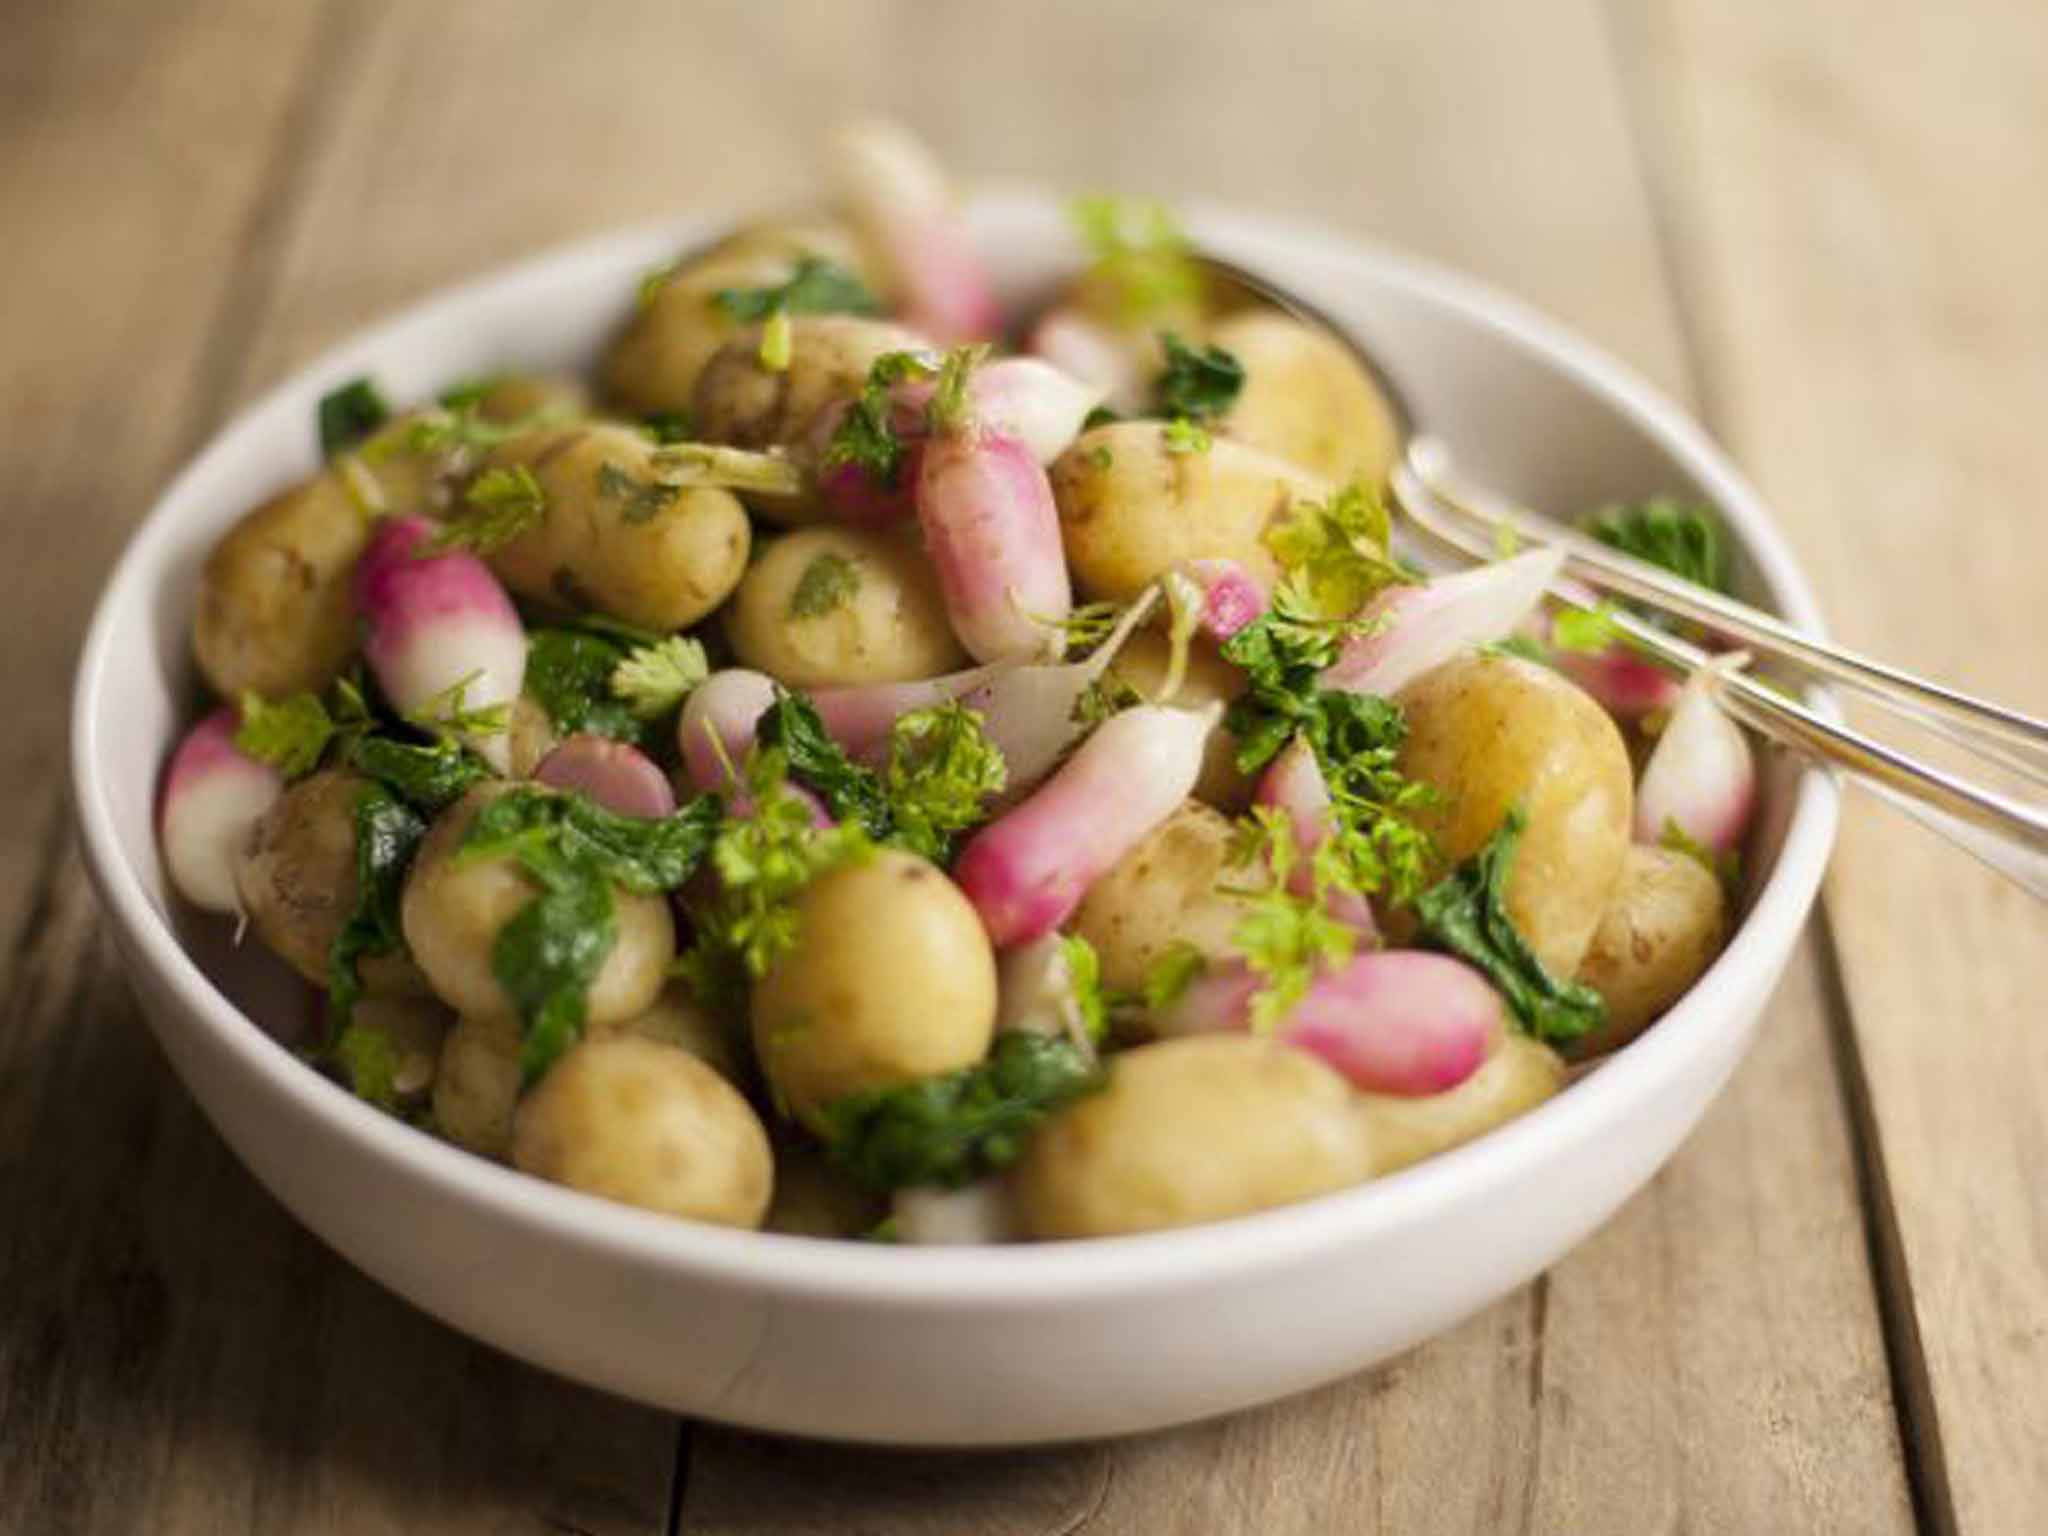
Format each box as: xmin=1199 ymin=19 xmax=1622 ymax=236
xmin=1101 ymin=628 xmax=1253 ymax=810
xmin=433 ymin=1013 xmax=523 ymax=1159
xmin=1209 ymin=310 xmax=1401 ymax=487
xmin=691 ymin=313 xmax=926 ymax=521
xmin=1070 ymin=801 xmax=1254 ymax=995
xmin=470 ymin=370 xmax=592 ymax=426
xmin=339 ymin=996 xmax=452 ymax=1108
xmin=512 ymin=1036 xmax=773 ymax=1227
xmin=485 ymin=422 xmax=750 ymax=632
xmin=1395 ymin=653 xmax=1633 ymax=979
xmin=1571 ymin=845 xmax=1728 ymax=1055
xmin=1356 ymin=1034 xmax=1564 ymax=1174
xmin=1014 ymin=1035 xmax=1375 ymax=1238
xmin=587 ymin=981 xmax=749 ymax=1086
xmin=1050 ymin=421 xmax=1329 ymax=601
xmin=234 ymin=769 xmax=429 ymax=996
xmin=401 ymin=785 xmax=674 ymax=1026
xmin=604 ymin=221 xmax=876 ymax=415
xmin=751 ymin=848 xmax=997 ymax=1127
xmin=192 ymin=474 xmax=369 ymax=701
xmin=726 ymin=525 xmax=965 ymax=687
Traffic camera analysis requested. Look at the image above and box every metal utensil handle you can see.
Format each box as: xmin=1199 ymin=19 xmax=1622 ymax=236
xmin=1391 ymin=461 xmax=2048 ymax=902
xmin=1407 ymin=436 xmax=2048 ymax=782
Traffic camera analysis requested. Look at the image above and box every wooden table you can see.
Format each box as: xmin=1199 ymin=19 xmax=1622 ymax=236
xmin=3 ymin=2 xmax=2043 ymax=1529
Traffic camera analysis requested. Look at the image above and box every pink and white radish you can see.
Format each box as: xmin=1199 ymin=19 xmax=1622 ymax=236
xmin=812 ymin=589 xmax=1158 ymax=792
xmin=1324 ymin=547 xmax=1564 ymax=698
xmin=1027 ymin=306 xmax=1152 ymax=415
xmin=158 ymin=707 xmax=283 ymax=913
xmin=1552 ymin=634 xmax=1683 ymax=720
xmin=536 ymin=736 xmax=677 ymax=819
xmin=995 ymin=933 xmax=1099 ymax=1055
xmin=353 ymin=515 xmax=526 ymax=774
xmin=1253 ymin=737 xmax=1377 ymax=941
xmin=953 ymin=702 xmax=1219 ymax=947
xmin=1177 ymin=558 xmax=1267 ymax=641
xmin=827 ymin=119 xmax=1001 ymax=344
xmin=677 ymin=668 xmax=781 ymax=794
xmin=917 ymin=361 xmax=1074 ymax=664
xmin=1633 ymin=655 xmax=1756 ymax=854
xmin=1151 ymin=950 xmax=1503 ymax=1096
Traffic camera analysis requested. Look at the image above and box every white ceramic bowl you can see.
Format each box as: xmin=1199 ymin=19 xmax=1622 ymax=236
xmin=71 ymin=196 xmax=1837 ymax=1446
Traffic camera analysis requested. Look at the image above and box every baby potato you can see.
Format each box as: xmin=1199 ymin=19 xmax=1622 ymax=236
xmin=1101 ymin=628 xmax=1253 ymax=810
xmin=192 ymin=472 xmax=369 ymax=701
xmin=341 ymin=996 xmax=452 ymax=1107
xmin=234 ymin=769 xmax=428 ymax=996
xmin=604 ymin=221 xmax=876 ymax=415
xmin=1356 ymin=1033 xmax=1565 ymax=1174
xmin=512 ymin=1036 xmax=773 ymax=1228
xmin=1571 ymin=845 xmax=1728 ymax=1056
xmin=1050 ymin=422 xmax=1330 ymax=601
xmin=486 ymin=423 xmax=750 ymax=632
xmin=751 ymin=848 xmax=997 ymax=1128
xmin=1014 ymin=1035 xmax=1375 ymax=1239
xmin=503 ymin=692 xmax=559 ymax=779
xmin=1070 ymin=801 xmax=1253 ymax=995
xmin=471 ymin=371 xmax=592 ymax=425
xmin=587 ymin=980 xmax=749 ymax=1087
xmin=725 ymin=525 xmax=965 ymax=688
xmin=1208 ymin=310 xmax=1401 ymax=487
xmin=433 ymin=1013 xmax=523 ymax=1160
xmin=1395 ymin=653 xmax=1633 ymax=979
xmin=401 ymin=784 xmax=674 ymax=1026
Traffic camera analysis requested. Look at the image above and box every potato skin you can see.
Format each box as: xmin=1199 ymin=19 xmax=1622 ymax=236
xmin=512 ymin=1036 xmax=773 ymax=1227
xmin=193 ymin=473 xmax=368 ymax=701
xmin=751 ymin=849 xmax=997 ymax=1127
xmin=587 ymin=981 xmax=748 ymax=1086
xmin=1395 ymin=654 xmax=1633 ymax=979
xmin=486 ymin=423 xmax=750 ymax=632
xmin=1101 ymin=628 xmax=1253 ymax=810
xmin=1050 ymin=422 xmax=1328 ymax=601
xmin=603 ymin=221 xmax=875 ymax=415
xmin=1209 ymin=310 xmax=1401 ymax=487
xmin=1014 ymin=1035 xmax=1375 ymax=1238
xmin=401 ymin=785 xmax=674 ymax=1026
xmin=433 ymin=1013 xmax=523 ymax=1159
xmin=1571 ymin=845 xmax=1727 ymax=1055
xmin=343 ymin=996 xmax=452 ymax=1106
xmin=1355 ymin=1033 xmax=1564 ymax=1174
xmin=726 ymin=525 xmax=965 ymax=687
xmin=1070 ymin=801 xmax=1253 ymax=996
xmin=234 ymin=769 xmax=428 ymax=996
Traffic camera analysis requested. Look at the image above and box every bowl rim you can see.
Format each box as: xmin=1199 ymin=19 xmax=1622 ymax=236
xmin=70 ymin=193 xmax=1840 ymax=1307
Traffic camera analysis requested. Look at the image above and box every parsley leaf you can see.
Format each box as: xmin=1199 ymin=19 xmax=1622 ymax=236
xmin=641 ymin=409 xmax=693 ymax=444
xmin=1658 ymin=816 xmax=1742 ymax=887
xmin=235 ymin=690 xmax=340 ymax=780
xmin=425 ymin=465 xmax=546 ymax=555
xmin=1263 ymin=482 xmax=1407 ymax=621
xmin=1140 ymin=940 xmax=1208 ymax=1014
xmin=821 ymin=349 xmax=940 ymax=487
xmin=883 ymin=702 xmax=1007 ymax=864
xmin=711 ymin=256 xmax=880 ymax=323
xmin=1061 ymin=934 xmax=1110 ymax=1043
xmin=525 ymin=628 xmax=645 ymax=745
xmin=1155 ymin=332 xmax=1244 ymax=422
xmin=331 ymin=1018 xmax=403 ymax=1110
xmin=1580 ymin=497 xmax=1729 ymax=592
xmin=1162 ymin=416 xmax=1211 ymax=455
xmin=610 ymin=635 xmax=708 ymax=721
xmin=1067 ymin=196 xmax=1203 ymax=323
xmin=317 ymin=377 xmax=390 ymax=457
xmin=1413 ymin=806 xmax=1607 ymax=1044
xmin=788 ymin=551 xmax=862 ymax=619
xmin=403 ymin=670 xmax=512 ymax=740
xmin=1550 ymin=602 xmax=1624 ymax=654
xmin=594 ymin=460 xmax=681 ymax=525
xmin=1225 ymin=811 xmax=1359 ymax=1030
xmin=326 ymin=782 xmax=425 ymax=1033
xmin=754 ymin=690 xmax=893 ymax=838
xmin=819 ymin=1031 xmax=1103 ymax=1192
xmin=346 ymin=734 xmax=488 ymax=816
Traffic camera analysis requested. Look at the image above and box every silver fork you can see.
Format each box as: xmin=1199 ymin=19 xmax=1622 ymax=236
xmin=1194 ymin=255 xmax=2048 ymax=900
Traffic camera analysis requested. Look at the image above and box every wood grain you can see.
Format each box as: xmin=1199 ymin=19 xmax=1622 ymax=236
xmin=1617 ymin=1 xmax=2048 ymax=1528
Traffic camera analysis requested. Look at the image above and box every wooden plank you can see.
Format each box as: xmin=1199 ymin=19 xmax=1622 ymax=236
xmin=1617 ymin=2 xmax=2048 ymax=1529
xmin=0 ymin=3 xmax=676 ymax=1530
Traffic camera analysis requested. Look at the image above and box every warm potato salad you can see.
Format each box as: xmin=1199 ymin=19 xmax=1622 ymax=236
xmin=157 ymin=124 xmax=1756 ymax=1244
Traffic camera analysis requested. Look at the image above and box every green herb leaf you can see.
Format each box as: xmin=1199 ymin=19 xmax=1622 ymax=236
xmin=1580 ymin=497 xmax=1729 ymax=592
xmin=926 ymin=344 xmax=988 ymax=435
xmin=594 ymin=459 xmax=681 ymax=525
xmin=1658 ymin=816 xmax=1742 ymax=887
xmin=318 ymin=377 xmax=390 ymax=457
xmin=1061 ymin=934 xmax=1110 ymax=1043
xmin=426 ymin=465 xmax=546 ymax=555
xmin=1155 ymin=332 xmax=1244 ymax=422
xmin=403 ymin=670 xmax=512 ymax=740
xmin=754 ymin=691 xmax=894 ymax=839
xmin=435 ymin=373 xmax=509 ymax=412
xmin=758 ymin=308 xmax=794 ymax=371
xmin=1162 ymin=416 xmax=1210 ymax=455
xmin=1071 ymin=675 xmax=1142 ymax=728
xmin=346 ymin=734 xmax=488 ymax=816
xmin=326 ymin=782 xmax=426 ymax=1033
xmin=641 ymin=410 xmax=693 ymax=444
xmin=1263 ymin=482 xmax=1406 ymax=620
xmin=1550 ymin=602 xmax=1623 ymax=654
xmin=525 ymin=628 xmax=645 ymax=744
xmin=1225 ymin=810 xmax=1359 ymax=1030
xmin=331 ymin=1019 xmax=402 ymax=1110
xmin=1478 ymin=633 xmax=1552 ymax=665
xmin=1140 ymin=940 xmax=1208 ymax=1014
xmin=821 ymin=349 xmax=939 ymax=487
xmin=883 ymin=702 xmax=1007 ymax=864
xmin=710 ymin=255 xmax=880 ymax=324
xmin=609 ymin=635 xmax=709 ymax=720
xmin=1067 ymin=196 xmax=1202 ymax=324
xmin=819 ymin=1032 xmax=1103 ymax=1192
xmin=1413 ymin=806 xmax=1607 ymax=1044
xmin=1080 ymin=404 xmax=1122 ymax=433
xmin=787 ymin=551 xmax=862 ymax=620
xmin=235 ymin=690 xmax=338 ymax=780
